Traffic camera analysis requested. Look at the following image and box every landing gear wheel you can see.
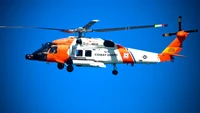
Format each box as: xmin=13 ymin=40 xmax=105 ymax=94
xmin=112 ymin=64 xmax=118 ymax=75
xmin=112 ymin=70 xmax=118 ymax=75
xmin=66 ymin=65 xmax=74 ymax=72
xmin=57 ymin=63 xmax=64 ymax=70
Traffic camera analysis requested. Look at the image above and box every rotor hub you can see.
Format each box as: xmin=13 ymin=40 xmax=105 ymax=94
xmin=77 ymin=27 xmax=86 ymax=32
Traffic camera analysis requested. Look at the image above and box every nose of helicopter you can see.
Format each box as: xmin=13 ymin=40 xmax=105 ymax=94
xmin=25 ymin=53 xmax=47 ymax=61
xmin=25 ymin=54 xmax=34 ymax=60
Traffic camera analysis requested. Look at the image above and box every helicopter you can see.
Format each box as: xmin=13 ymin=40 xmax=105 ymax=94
xmin=0 ymin=16 xmax=198 ymax=75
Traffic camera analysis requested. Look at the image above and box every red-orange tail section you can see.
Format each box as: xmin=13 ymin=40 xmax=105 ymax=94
xmin=158 ymin=16 xmax=198 ymax=62
xmin=158 ymin=31 xmax=188 ymax=62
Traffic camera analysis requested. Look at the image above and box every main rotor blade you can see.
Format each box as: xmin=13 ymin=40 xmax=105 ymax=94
xmin=91 ymin=24 xmax=168 ymax=32
xmin=83 ymin=20 xmax=99 ymax=30
xmin=0 ymin=26 xmax=76 ymax=33
xmin=0 ymin=23 xmax=168 ymax=34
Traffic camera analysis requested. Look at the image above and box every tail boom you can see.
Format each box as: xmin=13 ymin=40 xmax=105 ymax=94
xmin=159 ymin=30 xmax=189 ymax=62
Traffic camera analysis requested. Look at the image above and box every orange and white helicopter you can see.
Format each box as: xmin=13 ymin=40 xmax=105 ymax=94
xmin=0 ymin=16 xmax=198 ymax=75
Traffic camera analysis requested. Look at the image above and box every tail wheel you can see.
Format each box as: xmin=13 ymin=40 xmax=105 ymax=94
xmin=57 ymin=63 xmax=64 ymax=70
xmin=112 ymin=64 xmax=118 ymax=75
xmin=66 ymin=65 xmax=74 ymax=72
xmin=112 ymin=70 xmax=118 ymax=75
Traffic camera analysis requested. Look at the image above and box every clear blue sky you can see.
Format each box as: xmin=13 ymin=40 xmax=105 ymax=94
xmin=0 ymin=0 xmax=200 ymax=113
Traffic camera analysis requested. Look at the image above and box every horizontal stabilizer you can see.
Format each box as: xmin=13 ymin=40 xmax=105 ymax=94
xmin=170 ymin=54 xmax=186 ymax=58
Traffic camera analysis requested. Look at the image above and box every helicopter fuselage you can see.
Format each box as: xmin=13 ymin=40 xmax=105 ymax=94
xmin=25 ymin=36 xmax=161 ymax=68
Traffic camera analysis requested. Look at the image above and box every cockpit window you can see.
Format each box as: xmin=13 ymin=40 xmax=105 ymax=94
xmin=42 ymin=42 xmax=52 ymax=48
xmin=49 ymin=46 xmax=57 ymax=54
xmin=32 ymin=42 xmax=52 ymax=54
xmin=40 ymin=42 xmax=52 ymax=52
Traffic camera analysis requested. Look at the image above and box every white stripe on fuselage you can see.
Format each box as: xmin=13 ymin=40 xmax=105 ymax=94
xmin=127 ymin=48 xmax=160 ymax=64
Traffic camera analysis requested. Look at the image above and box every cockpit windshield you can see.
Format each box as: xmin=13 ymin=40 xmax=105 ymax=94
xmin=32 ymin=42 xmax=52 ymax=54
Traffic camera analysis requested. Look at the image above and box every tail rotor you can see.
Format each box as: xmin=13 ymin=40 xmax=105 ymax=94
xmin=178 ymin=16 xmax=182 ymax=31
xmin=159 ymin=16 xmax=198 ymax=62
xmin=162 ymin=16 xmax=198 ymax=37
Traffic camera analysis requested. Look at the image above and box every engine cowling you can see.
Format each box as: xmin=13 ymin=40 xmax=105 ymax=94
xmin=103 ymin=40 xmax=115 ymax=47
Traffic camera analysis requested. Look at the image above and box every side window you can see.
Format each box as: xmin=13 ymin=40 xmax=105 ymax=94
xmin=85 ymin=50 xmax=92 ymax=57
xmin=49 ymin=47 xmax=57 ymax=53
xmin=76 ymin=50 xmax=83 ymax=56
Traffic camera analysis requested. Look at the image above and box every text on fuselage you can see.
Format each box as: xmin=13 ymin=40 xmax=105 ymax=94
xmin=94 ymin=53 xmax=118 ymax=56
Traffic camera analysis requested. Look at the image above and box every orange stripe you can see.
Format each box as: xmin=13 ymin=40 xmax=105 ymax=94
xmin=47 ymin=37 xmax=75 ymax=62
xmin=158 ymin=54 xmax=172 ymax=62
xmin=116 ymin=45 xmax=134 ymax=63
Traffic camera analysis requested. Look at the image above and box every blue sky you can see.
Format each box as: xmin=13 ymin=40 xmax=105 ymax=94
xmin=1 ymin=0 xmax=200 ymax=113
